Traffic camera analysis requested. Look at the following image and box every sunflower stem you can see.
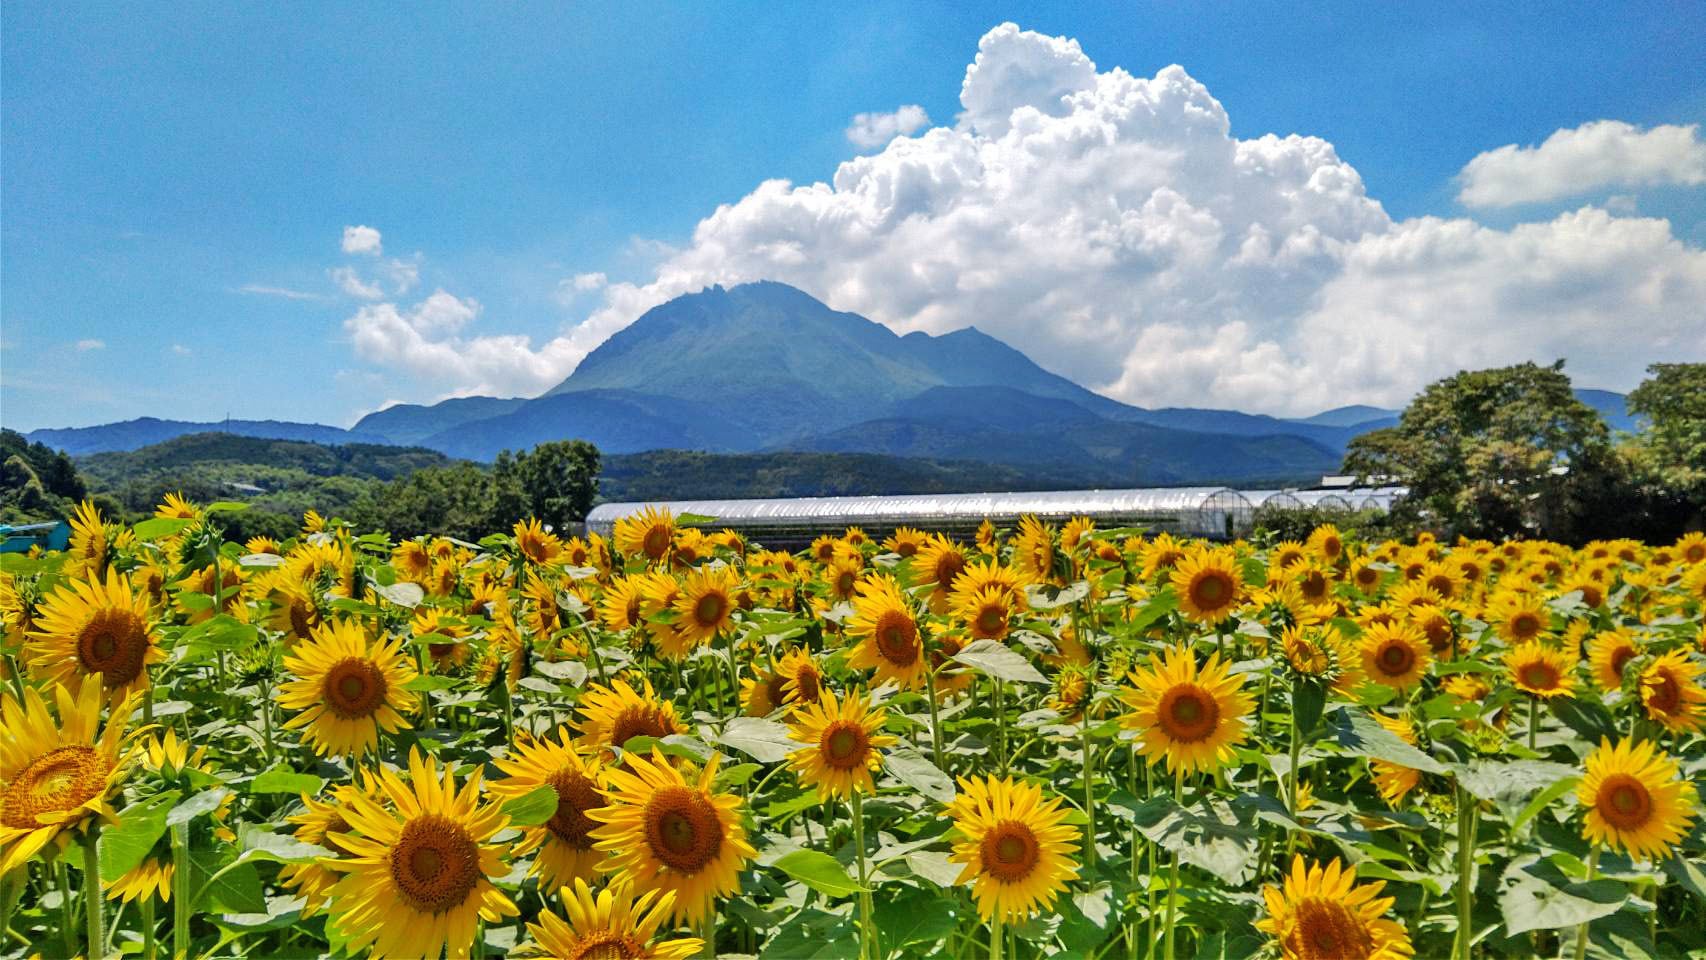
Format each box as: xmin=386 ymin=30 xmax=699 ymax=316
xmin=0 ymin=873 xmax=14 ymax=954
xmin=1080 ymin=711 xmax=1096 ymax=872
xmin=851 ymin=791 xmax=874 ymax=960
xmin=925 ymin=664 xmax=946 ymax=773
xmin=994 ymin=679 xmax=1008 ymax=775
xmin=142 ymin=894 xmax=156 ymax=960
xmin=1571 ymin=846 xmax=1600 ymax=960
xmin=172 ymin=822 xmax=190 ymax=960
xmin=1163 ymin=773 xmax=1184 ymax=960
xmin=1527 ymin=693 xmax=1538 ymax=751
xmin=76 ymin=827 xmax=104 ymax=959
xmin=990 ymin=914 xmax=1003 ymax=960
xmin=1454 ymin=784 xmax=1476 ymax=960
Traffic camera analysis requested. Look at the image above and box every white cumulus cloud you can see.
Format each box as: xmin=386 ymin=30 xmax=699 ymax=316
xmin=341 ymin=224 xmax=383 ymax=256
xmin=331 ymin=266 xmax=384 ymax=300
xmin=846 ymin=105 xmax=931 ymax=150
xmin=344 ymin=290 xmax=590 ymax=398
xmin=1458 ymin=120 xmax=1706 ymax=208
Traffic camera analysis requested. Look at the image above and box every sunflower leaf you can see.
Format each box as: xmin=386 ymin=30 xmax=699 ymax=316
xmin=132 ymin=517 xmax=195 ymax=540
xmin=1126 ymin=588 xmax=1179 ymax=634
xmin=883 ymin=745 xmax=956 ymax=803
xmin=1330 ymin=707 xmax=1447 ymax=774
xmin=951 ymin=640 xmax=1048 ymax=685
xmin=773 ymin=849 xmax=863 ymax=898
xmin=401 ymin=675 xmax=459 ymax=692
xmin=100 ymin=790 xmax=180 ymax=882
xmin=234 ymin=826 xmax=333 ymax=865
xmin=372 ymin=581 xmax=423 ymax=608
xmin=719 ymin=717 xmax=797 ymax=763
xmin=501 ymin=785 xmax=559 ymax=826
xmin=1499 ymin=857 xmax=1627 ymax=936
xmin=167 ymin=788 xmax=233 ymax=828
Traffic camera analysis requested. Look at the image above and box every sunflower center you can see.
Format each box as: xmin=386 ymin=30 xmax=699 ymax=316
xmin=935 ymin=554 xmax=966 ymax=590
xmin=979 ymin=821 xmax=1040 ymax=883
xmin=836 ymin=572 xmax=857 ymax=596
xmin=544 ymin=769 xmax=600 ymax=849
xmin=1609 ymin=646 xmax=1636 ymax=681
xmin=321 ymin=657 xmax=387 ymax=719
xmin=975 ymin=604 xmax=1006 ymax=637
xmin=820 ymin=723 xmax=869 ymax=770
xmin=568 ymin=931 xmax=646 ymax=960
xmin=388 ymin=814 xmax=481 ymax=914
xmin=642 ymin=526 xmax=670 ymax=559
xmin=873 ymin=613 xmax=919 ymax=666
xmin=790 ymin=667 xmax=821 ymax=703
xmin=74 ymin=608 xmax=149 ymax=688
xmin=1 ymin=745 xmax=109 ymax=829
xmin=1157 ymin=685 xmax=1221 ymax=743
xmin=643 ymin=786 xmax=723 ymax=873
xmin=609 ymin=707 xmax=671 ymax=748
xmin=1511 ymin=613 xmax=1540 ymax=639
xmin=1597 ymin=774 xmax=1652 ymax=830
xmin=1288 ymin=896 xmax=1377 ymax=959
xmin=894 ymin=541 xmax=918 ymax=558
xmin=1645 ymin=675 xmax=1679 ymax=715
xmin=1192 ymin=573 xmax=1230 ymax=607
xmin=288 ymin=600 xmax=315 ymax=638
xmin=694 ymin=593 xmax=727 ymax=627
xmin=1299 ymin=572 xmax=1327 ymax=602
xmin=1520 ymin=663 xmax=1559 ymax=691
xmin=1376 ymin=642 xmax=1415 ymax=677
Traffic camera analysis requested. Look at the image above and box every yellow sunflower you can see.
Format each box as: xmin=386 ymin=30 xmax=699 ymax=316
xmin=575 ymin=680 xmax=685 ymax=755
xmin=1271 ymin=540 xmax=1308 ymax=571
xmin=1359 ymin=622 xmax=1431 ymax=692
xmin=27 ymin=568 xmax=164 ymax=699
xmin=598 ymin=576 xmax=649 ymax=634
xmin=882 ymin=527 xmax=927 ymax=558
xmin=107 ymin=730 xmax=237 ymax=904
xmin=671 ymin=566 xmax=738 ymax=648
xmin=952 ymin=584 xmax=1021 ymax=643
xmin=1171 ymin=548 xmax=1243 ymax=624
xmin=588 ymin=748 xmax=757 ymax=925
xmin=492 ymin=725 xmax=609 ymax=888
xmin=278 ymin=777 xmax=377 ymax=917
xmin=1012 ymin=515 xmax=1057 ymax=585
xmin=1256 ymin=856 xmax=1413 ymax=960
xmin=1577 ymin=737 xmax=1696 ymax=861
xmin=1488 ymin=591 xmax=1550 ymax=644
xmin=1121 ymin=644 xmax=1254 ymax=776
xmin=67 ymin=499 xmax=112 ymax=579
xmin=391 ymin=538 xmax=433 ymax=582
xmin=322 ymin=749 xmax=518 ymax=959
xmin=1306 ymin=525 xmax=1345 ymax=564
xmin=739 ymin=666 xmax=791 ymax=717
xmin=154 ymin=492 xmax=200 ymax=520
xmin=946 ymin=775 xmax=1080 ymax=923
xmin=0 ymin=681 xmax=138 ymax=874
xmin=614 ymin=506 xmax=676 ymax=564
xmin=1506 ymin=642 xmax=1577 ymax=699
xmin=775 ymin=647 xmax=825 ymax=706
xmin=785 ymin=688 xmax=897 ymax=800
xmin=276 ymin=619 xmax=418 ymax=758
xmin=1676 ymin=531 xmax=1706 ymax=566
xmin=912 ymin=535 xmax=969 ymax=613
xmin=525 ymin=878 xmax=702 ymax=960
xmin=1638 ymin=651 xmax=1706 ymax=734
xmin=515 ymin=517 xmax=565 ymax=565
xmin=846 ymin=574 xmax=927 ymax=690
xmin=1370 ymin=714 xmax=1422 ymax=807
xmin=264 ymin=576 xmax=322 ymax=643
xmin=1587 ymin=630 xmax=1641 ymax=692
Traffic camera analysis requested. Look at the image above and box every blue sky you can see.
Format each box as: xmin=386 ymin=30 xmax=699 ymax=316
xmin=4 ymin=2 xmax=1704 ymax=431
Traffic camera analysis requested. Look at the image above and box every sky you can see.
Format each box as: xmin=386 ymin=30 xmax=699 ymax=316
xmin=3 ymin=2 xmax=1704 ymax=431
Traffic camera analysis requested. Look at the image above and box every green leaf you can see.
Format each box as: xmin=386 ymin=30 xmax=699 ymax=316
xmin=1498 ymin=858 xmax=1627 ymax=936
xmin=372 ymin=581 xmax=424 ymax=608
xmin=773 ymin=849 xmax=862 ymax=898
xmin=1129 ymin=796 xmax=1259 ymax=886
xmin=132 ymin=517 xmax=195 ymax=540
xmin=534 ymin=659 xmax=587 ymax=684
xmin=718 ymin=717 xmax=797 ymax=763
xmin=100 ymin=791 xmax=180 ymax=882
xmin=676 ymin=513 xmax=719 ymax=525
xmin=714 ymin=762 xmax=762 ymax=790
xmin=236 ymin=552 xmax=284 ymax=568
xmin=177 ymin=615 xmax=257 ymax=663
xmin=883 ymin=745 xmax=956 ymax=803
xmin=167 ymin=788 xmax=233 ymax=828
xmin=204 ymin=501 xmax=251 ymax=513
xmin=1450 ymin=759 xmax=1578 ymax=824
xmin=1291 ymin=680 xmax=1327 ymax=736
xmin=501 ymin=784 xmax=560 ymax=826
xmin=1662 ymin=845 xmax=1706 ymax=904
xmin=760 ymin=908 xmax=855 ymax=960
xmin=1330 ymin=707 xmax=1447 ymax=774
xmin=517 ymin=677 xmax=560 ymax=694
xmin=875 ymin=889 xmax=957 ymax=951
xmin=401 ymin=675 xmax=459 ymax=692
xmin=234 ymin=826 xmax=333 ymax=865
xmin=192 ymin=853 xmax=264 ymax=914
xmin=247 ymin=767 xmax=324 ymax=796
xmin=1550 ymin=696 xmax=1619 ymax=743
xmin=952 ymin=640 xmax=1048 ymax=685
xmin=1127 ymin=588 xmax=1178 ymax=633
xmin=1512 ymin=775 xmax=1582 ymax=834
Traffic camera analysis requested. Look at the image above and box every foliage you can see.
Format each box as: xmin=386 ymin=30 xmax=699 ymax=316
xmin=0 ymin=428 xmax=87 ymax=522
xmin=1623 ymin=363 xmax=1706 ymax=509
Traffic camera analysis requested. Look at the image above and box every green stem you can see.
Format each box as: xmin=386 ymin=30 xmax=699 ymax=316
xmin=1572 ymin=846 xmax=1600 ymax=960
xmin=994 ymin=679 xmax=1008 ymax=775
xmin=58 ymin=859 xmax=76 ymax=959
xmin=925 ymin=665 xmax=946 ymax=772
xmin=172 ymin=822 xmax=190 ymax=960
xmin=1454 ymin=786 xmax=1476 ymax=960
xmin=852 ymin=791 xmax=874 ymax=960
xmin=1527 ymin=694 xmax=1538 ymax=751
xmin=1164 ymin=774 xmax=1183 ymax=960
xmin=143 ymin=894 xmax=157 ymax=960
xmin=83 ymin=826 xmax=105 ymax=959
xmin=1286 ymin=708 xmax=1303 ymax=816
xmin=1081 ymin=713 xmax=1097 ymax=872
xmin=990 ymin=914 xmax=1003 ymax=960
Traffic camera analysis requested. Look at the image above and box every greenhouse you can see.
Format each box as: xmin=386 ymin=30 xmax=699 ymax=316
xmin=587 ymin=486 xmax=1258 ymax=546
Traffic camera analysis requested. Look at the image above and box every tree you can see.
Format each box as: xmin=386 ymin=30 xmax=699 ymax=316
xmin=1344 ymin=361 xmax=1613 ymax=540
xmin=1624 ymin=363 xmax=1706 ymax=502
xmin=491 ymin=440 xmax=601 ymax=532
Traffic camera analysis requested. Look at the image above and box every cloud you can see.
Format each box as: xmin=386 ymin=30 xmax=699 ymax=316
xmin=170 ymin=344 xmax=191 ymax=356
xmin=383 ymin=256 xmax=421 ymax=295
xmin=330 ymin=266 xmax=384 ymax=300
xmin=344 ymin=290 xmax=590 ymax=397
xmin=571 ymin=272 xmax=607 ymax=292
xmin=75 ymin=339 xmax=105 ymax=351
xmin=846 ymin=104 xmax=931 ymax=150
xmin=341 ymin=225 xmax=383 ymax=256
xmin=1458 ymin=120 xmax=1706 ymax=208
xmin=237 ymin=283 xmax=325 ymax=301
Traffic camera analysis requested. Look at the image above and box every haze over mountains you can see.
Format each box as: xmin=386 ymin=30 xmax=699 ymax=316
xmin=23 ymin=281 xmax=1637 ymax=488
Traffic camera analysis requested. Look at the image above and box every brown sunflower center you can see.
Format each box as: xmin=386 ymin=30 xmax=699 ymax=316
xmin=1287 ymin=896 xmax=1377 ymax=959
xmin=1520 ymin=663 xmax=1559 ymax=691
xmin=894 ymin=540 xmax=919 ymax=558
xmin=1427 ymin=575 xmax=1455 ymax=599
xmin=934 ymin=554 xmax=966 ymax=590
xmin=642 ymin=786 xmax=724 ymax=873
xmin=567 ymin=931 xmax=646 ymax=960
xmin=1157 ymin=685 xmax=1221 ymax=743
xmin=388 ymin=814 xmax=481 ymax=914
xmin=873 ymin=612 xmax=919 ymax=666
xmin=979 ymin=821 xmax=1040 ymax=883
xmin=1597 ymin=774 xmax=1652 ymax=830
xmin=820 ymin=722 xmax=869 ymax=770
xmin=1376 ymin=642 xmax=1415 ymax=677
xmin=1511 ymin=612 xmax=1541 ymax=639
xmin=1299 ymin=572 xmax=1328 ymax=602
xmin=1321 ymin=536 xmax=1341 ymax=558
xmin=544 ymin=769 xmax=600 ymax=849
xmin=1355 ymin=567 xmax=1379 ymax=587
xmin=1685 ymin=544 xmax=1706 ymax=563
xmin=1645 ymin=675 xmax=1680 ymax=715
xmin=789 ymin=667 xmax=822 ymax=703
xmin=1 ymin=745 xmax=109 ymax=830
xmin=288 ymin=599 xmax=316 ymax=638
xmin=836 ymin=572 xmax=857 ymax=596
xmin=974 ymin=604 xmax=1006 ymax=637
xmin=1609 ymin=646 xmax=1636 ymax=680
xmin=1579 ymin=585 xmax=1604 ymax=608
xmin=609 ymin=706 xmax=672 ymax=748
xmin=321 ymin=657 xmax=387 ymax=719
xmin=75 ymin=607 xmax=149 ymax=688
xmin=1191 ymin=572 xmax=1231 ymax=608
xmin=641 ymin=526 xmax=671 ymax=560
xmin=694 ymin=593 xmax=727 ymax=627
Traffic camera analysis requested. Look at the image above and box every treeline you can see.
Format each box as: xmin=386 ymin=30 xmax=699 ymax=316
xmin=0 ymin=430 xmax=88 ymax=523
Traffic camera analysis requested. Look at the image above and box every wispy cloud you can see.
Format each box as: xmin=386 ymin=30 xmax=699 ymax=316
xmin=75 ymin=339 xmax=106 ymax=352
xmin=237 ymin=283 xmax=326 ymax=301
xmin=342 ymin=224 xmax=383 ymax=256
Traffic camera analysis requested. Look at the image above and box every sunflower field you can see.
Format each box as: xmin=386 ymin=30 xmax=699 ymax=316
xmin=1 ymin=496 xmax=1705 ymax=960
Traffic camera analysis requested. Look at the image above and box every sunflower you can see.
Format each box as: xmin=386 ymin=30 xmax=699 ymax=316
xmin=1271 ymin=540 xmax=1308 ymax=571
xmin=276 ymin=619 xmax=418 ymax=758
xmin=1121 ymin=644 xmax=1253 ymax=776
xmin=824 ymin=552 xmax=863 ymax=602
xmin=154 ymin=491 xmax=200 ymax=520
xmin=1171 ymin=548 xmax=1243 ymax=624
xmin=739 ymin=667 xmax=791 ymax=717
xmin=0 ymin=681 xmax=137 ymax=874
xmin=588 ymin=748 xmax=757 ymax=925
xmin=598 ymin=576 xmax=649 ymax=634
xmin=1488 ymin=591 xmax=1549 ymax=644
xmin=278 ymin=777 xmax=377 ymax=916
xmin=1256 ymin=856 xmax=1413 ymax=960
xmin=1559 ymin=576 xmax=1605 ymax=609
xmin=1587 ymin=630 xmax=1641 ymax=692
xmin=614 ymin=506 xmax=676 ymax=564
xmin=1141 ymin=534 xmax=1188 ymax=579
xmin=321 ymin=749 xmax=518 ymax=959
xmin=1370 ymin=714 xmax=1422 ymax=806
xmin=975 ymin=518 xmax=999 ymax=555
xmin=1291 ymin=561 xmax=1334 ymax=606
xmin=1638 ymin=651 xmax=1706 ymax=734
xmin=775 ymin=647 xmax=824 ymax=705
xmin=952 ymin=559 xmax=1026 ymax=608
xmin=1012 ymin=516 xmax=1057 ymax=585
xmin=952 ymin=584 xmax=1020 ymax=642
xmin=1348 ymin=561 xmax=1382 ymax=595
xmin=172 ymin=564 xmax=247 ymax=625
xmin=492 ymin=725 xmax=609 ymax=888
xmin=912 ymin=535 xmax=969 ymax=613
xmin=883 ymin=527 xmax=927 ymax=558
xmin=672 ymin=566 xmax=738 ymax=647
xmin=264 ymin=576 xmax=322 ymax=643
xmin=1060 ymin=516 xmax=1097 ymax=556
xmin=391 ymin=538 xmax=433 ymax=582
xmin=27 ymin=568 xmax=164 ymax=699
xmin=846 ymin=574 xmax=926 ymax=690
xmin=575 ymin=680 xmax=685 ymax=755
xmin=785 ymin=688 xmax=896 ymax=800
xmin=413 ymin=607 xmax=473 ymax=671
xmin=1306 ymin=525 xmax=1345 ymax=564
xmin=1505 ymin=642 xmax=1577 ymax=699
xmin=68 ymin=499 xmax=112 ymax=579
xmin=525 ymin=878 xmax=702 ymax=960
xmin=107 ymin=730 xmax=236 ymax=904
xmin=1577 ymin=737 xmax=1696 ymax=861
xmin=1676 ymin=531 xmax=1706 ymax=566
xmin=946 ymin=775 xmax=1080 ymax=923
xmin=1359 ymin=622 xmax=1431 ymax=692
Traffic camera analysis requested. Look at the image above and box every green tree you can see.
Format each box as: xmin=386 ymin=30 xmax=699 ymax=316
xmin=491 ymin=440 xmax=601 ymax=532
xmin=1624 ymin=363 xmax=1706 ymax=502
xmin=1344 ymin=361 xmax=1613 ymax=540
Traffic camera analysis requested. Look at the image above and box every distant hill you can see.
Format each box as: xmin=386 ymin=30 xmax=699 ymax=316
xmin=599 ymin=449 xmax=1103 ymax=501
xmin=351 ymin=397 xmax=527 ymax=446
xmin=27 ymin=417 xmax=388 ymax=456
xmin=1285 ymin=404 xmax=1400 ymax=428
xmin=1573 ymin=388 xmax=1640 ymax=433
xmin=76 ymin=432 xmax=450 ymax=486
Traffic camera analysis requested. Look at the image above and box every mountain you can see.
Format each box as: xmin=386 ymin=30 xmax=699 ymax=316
xmin=352 ymin=397 xmax=528 ymax=446
xmin=25 ymin=417 xmax=389 ymax=456
xmin=1573 ymin=388 xmax=1640 ymax=434
xmin=1286 ymin=405 xmax=1401 ymax=428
